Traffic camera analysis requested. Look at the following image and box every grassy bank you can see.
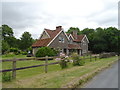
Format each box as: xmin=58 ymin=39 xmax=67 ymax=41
xmin=2 ymin=56 xmax=118 ymax=88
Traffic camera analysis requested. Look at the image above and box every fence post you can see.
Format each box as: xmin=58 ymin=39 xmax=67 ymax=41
xmin=45 ymin=56 xmax=48 ymax=73
xmin=12 ymin=58 xmax=16 ymax=79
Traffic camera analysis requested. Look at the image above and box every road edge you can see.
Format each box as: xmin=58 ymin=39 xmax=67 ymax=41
xmin=62 ymin=60 xmax=118 ymax=88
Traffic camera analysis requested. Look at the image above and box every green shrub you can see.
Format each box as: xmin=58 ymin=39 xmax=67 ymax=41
xmin=21 ymin=51 xmax=27 ymax=55
xmin=10 ymin=48 xmax=18 ymax=52
xmin=2 ymin=72 xmax=12 ymax=82
xmin=35 ymin=47 xmax=56 ymax=57
xmin=10 ymin=48 xmax=20 ymax=55
xmin=59 ymin=59 xmax=68 ymax=69
xmin=52 ymin=49 xmax=59 ymax=56
xmin=27 ymin=47 xmax=32 ymax=53
xmin=72 ymin=53 xmax=85 ymax=66
xmin=71 ymin=53 xmax=81 ymax=66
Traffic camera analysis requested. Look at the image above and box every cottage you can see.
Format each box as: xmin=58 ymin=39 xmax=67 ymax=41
xmin=32 ymin=26 xmax=89 ymax=56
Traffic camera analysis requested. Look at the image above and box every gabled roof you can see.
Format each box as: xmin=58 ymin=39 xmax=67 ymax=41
xmin=68 ymin=34 xmax=75 ymax=40
xmin=68 ymin=33 xmax=86 ymax=42
xmin=72 ymin=34 xmax=85 ymax=42
xmin=32 ymin=26 xmax=69 ymax=47
xmin=45 ymin=29 xmax=61 ymax=39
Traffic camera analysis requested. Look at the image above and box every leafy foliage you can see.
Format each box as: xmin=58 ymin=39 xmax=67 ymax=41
xmin=71 ymin=53 xmax=81 ymax=66
xmin=2 ymin=40 xmax=10 ymax=54
xmin=21 ymin=51 xmax=27 ymax=55
xmin=2 ymin=24 xmax=13 ymax=38
xmin=19 ymin=32 xmax=34 ymax=51
xmin=2 ymin=72 xmax=12 ymax=82
xmin=59 ymin=59 xmax=68 ymax=69
xmin=35 ymin=47 xmax=57 ymax=57
xmin=66 ymin=27 xmax=81 ymax=35
xmin=9 ymin=48 xmax=20 ymax=55
xmin=1 ymin=24 xmax=35 ymax=55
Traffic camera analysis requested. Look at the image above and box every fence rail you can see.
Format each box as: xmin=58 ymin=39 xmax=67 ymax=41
xmin=0 ymin=56 xmax=59 ymax=62
xmin=1 ymin=55 xmax=99 ymax=79
xmin=0 ymin=61 xmax=60 ymax=72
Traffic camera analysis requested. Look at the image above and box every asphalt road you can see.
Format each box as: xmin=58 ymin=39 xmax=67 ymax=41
xmin=82 ymin=61 xmax=118 ymax=88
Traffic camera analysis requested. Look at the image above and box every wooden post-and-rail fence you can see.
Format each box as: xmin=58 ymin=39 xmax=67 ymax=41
xmin=1 ymin=55 xmax=99 ymax=79
xmin=1 ymin=56 xmax=60 ymax=79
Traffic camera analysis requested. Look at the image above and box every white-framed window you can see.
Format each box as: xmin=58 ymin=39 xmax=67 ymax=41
xmin=59 ymin=36 xmax=64 ymax=43
xmin=59 ymin=37 xmax=62 ymax=42
xmin=62 ymin=38 xmax=64 ymax=43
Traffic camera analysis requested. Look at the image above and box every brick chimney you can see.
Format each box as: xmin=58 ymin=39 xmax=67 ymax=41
xmin=72 ymin=30 xmax=78 ymax=39
xmin=56 ymin=26 xmax=62 ymax=31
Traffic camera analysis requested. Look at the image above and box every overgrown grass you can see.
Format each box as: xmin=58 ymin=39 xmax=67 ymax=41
xmin=2 ymin=56 xmax=118 ymax=88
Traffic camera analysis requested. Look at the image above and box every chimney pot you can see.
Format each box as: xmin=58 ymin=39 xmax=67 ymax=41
xmin=56 ymin=26 xmax=62 ymax=30
xmin=72 ymin=30 xmax=78 ymax=39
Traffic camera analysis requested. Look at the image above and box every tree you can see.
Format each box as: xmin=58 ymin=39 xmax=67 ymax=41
xmin=104 ymin=27 xmax=120 ymax=52
xmin=66 ymin=27 xmax=81 ymax=35
xmin=81 ymin=28 xmax=95 ymax=51
xmin=2 ymin=24 xmax=13 ymax=39
xmin=2 ymin=40 xmax=10 ymax=54
xmin=92 ymin=27 xmax=107 ymax=53
xmin=19 ymin=32 xmax=34 ymax=51
xmin=1 ymin=24 xmax=19 ymax=48
xmin=5 ymin=36 xmax=18 ymax=48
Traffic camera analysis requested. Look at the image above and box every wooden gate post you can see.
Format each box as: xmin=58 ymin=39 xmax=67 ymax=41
xmin=45 ymin=56 xmax=48 ymax=73
xmin=12 ymin=58 xmax=16 ymax=79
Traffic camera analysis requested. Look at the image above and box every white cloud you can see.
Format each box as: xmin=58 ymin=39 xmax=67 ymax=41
xmin=1 ymin=0 xmax=119 ymax=39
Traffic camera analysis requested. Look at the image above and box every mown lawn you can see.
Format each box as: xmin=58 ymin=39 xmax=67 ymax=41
xmin=2 ymin=56 xmax=118 ymax=88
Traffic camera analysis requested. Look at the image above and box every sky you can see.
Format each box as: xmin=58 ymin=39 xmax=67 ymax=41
xmin=1 ymin=0 xmax=119 ymax=39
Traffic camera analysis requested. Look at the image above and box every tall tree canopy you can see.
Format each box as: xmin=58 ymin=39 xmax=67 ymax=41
xmin=19 ymin=32 xmax=34 ymax=51
xmin=2 ymin=24 xmax=13 ymax=38
xmin=1 ymin=24 xmax=35 ymax=54
xmin=2 ymin=24 xmax=18 ymax=48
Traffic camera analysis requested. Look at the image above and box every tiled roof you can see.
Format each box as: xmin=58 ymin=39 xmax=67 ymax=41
xmin=72 ymin=34 xmax=85 ymax=42
xmin=68 ymin=44 xmax=81 ymax=49
xmin=32 ymin=26 xmax=62 ymax=47
xmin=45 ymin=29 xmax=61 ymax=38
xmin=32 ymin=38 xmax=52 ymax=47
